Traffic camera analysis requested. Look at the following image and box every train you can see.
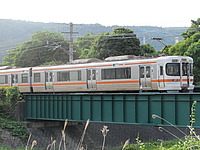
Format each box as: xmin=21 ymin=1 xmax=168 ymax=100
xmin=0 ymin=55 xmax=194 ymax=93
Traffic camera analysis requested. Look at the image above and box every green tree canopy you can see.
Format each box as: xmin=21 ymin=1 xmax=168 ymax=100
xmin=140 ymin=43 xmax=156 ymax=56
xmin=76 ymin=33 xmax=100 ymax=59
xmin=95 ymin=28 xmax=141 ymax=59
xmin=3 ymin=31 xmax=70 ymax=67
xmin=76 ymin=27 xmax=141 ymax=60
xmin=158 ymin=45 xmax=173 ymax=55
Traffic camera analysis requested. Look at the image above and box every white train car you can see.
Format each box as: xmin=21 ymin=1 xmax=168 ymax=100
xmin=0 ymin=56 xmax=194 ymax=93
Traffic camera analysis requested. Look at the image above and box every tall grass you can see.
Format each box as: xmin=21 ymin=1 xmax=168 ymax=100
xmin=101 ymin=125 xmax=109 ymax=150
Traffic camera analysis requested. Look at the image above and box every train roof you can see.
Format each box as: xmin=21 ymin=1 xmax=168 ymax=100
xmin=0 ymin=56 xmax=193 ymax=73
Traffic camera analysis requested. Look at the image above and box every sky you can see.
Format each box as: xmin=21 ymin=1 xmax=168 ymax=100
xmin=0 ymin=0 xmax=199 ymax=27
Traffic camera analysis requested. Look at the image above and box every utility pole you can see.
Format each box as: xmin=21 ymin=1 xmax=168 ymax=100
xmin=62 ymin=22 xmax=78 ymax=62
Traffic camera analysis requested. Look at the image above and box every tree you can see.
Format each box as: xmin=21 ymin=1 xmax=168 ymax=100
xmin=140 ymin=43 xmax=156 ymax=56
xmin=76 ymin=28 xmax=141 ymax=60
xmin=3 ymin=31 xmax=70 ymax=67
xmin=158 ymin=45 xmax=172 ymax=55
xmin=166 ymin=18 xmax=200 ymax=84
xmin=95 ymin=27 xmax=141 ymax=59
xmin=76 ymin=33 xmax=100 ymax=59
xmin=181 ymin=18 xmax=200 ymax=39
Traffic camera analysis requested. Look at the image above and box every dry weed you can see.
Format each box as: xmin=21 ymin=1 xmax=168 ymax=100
xmin=76 ymin=119 xmax=90 ymax=150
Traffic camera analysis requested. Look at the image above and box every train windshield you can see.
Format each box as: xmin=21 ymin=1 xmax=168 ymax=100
xmin=166 ymin=63 xmax=180 ymax=76
xmin=166 ymin=63 xmax=193 ymax=76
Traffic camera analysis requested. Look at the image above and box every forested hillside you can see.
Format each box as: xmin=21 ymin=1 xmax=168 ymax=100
xmin=0 ymin=19 xmax=187 ymax=62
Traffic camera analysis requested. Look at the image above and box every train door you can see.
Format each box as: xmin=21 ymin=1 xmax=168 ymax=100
xmin=87 ymin=69 xmax=97 ymax=90
xmin=11 ymin=74 xmax=18 ymax=86
xmin=158 ymin=64 xmax=165 ymax=88
xmin=181 ymin=62 xmax=190 ymax=88
xmin=139 ymin=66 xmax=151 ymax=90
xmin=45 ymin=71 xmax=53 ymax=90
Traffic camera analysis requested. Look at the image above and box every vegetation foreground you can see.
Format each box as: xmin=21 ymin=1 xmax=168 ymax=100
xmin=1 ymin=119 xmax=200 ymax=150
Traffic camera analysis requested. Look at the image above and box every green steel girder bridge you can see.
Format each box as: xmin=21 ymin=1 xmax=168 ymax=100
xmin=23 ymin=89 xmax=200 ymax=127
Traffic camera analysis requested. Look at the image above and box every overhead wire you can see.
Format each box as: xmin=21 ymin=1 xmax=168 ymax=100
xmin=3 ymin=39 xmax=68 ymax=53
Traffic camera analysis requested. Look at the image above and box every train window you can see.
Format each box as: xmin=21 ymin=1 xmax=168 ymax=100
xmin=45 ymin=72 xmax=53 ymax=82
xmin=146 ymin=66 xmax=151 ymax=78
xmin=116 ymin=68 xmax=131 ymax=79
xmin=22 ymin=73 xmax=28 ymax=83
xmin=102 ymin=67 xmax=131 ymax=80
xmin=102 ymin=69 xmax=115 ymax=80
xmin=92 ymin=70 xmax=96 ymax=80
xmin=0 ymin=75 xmax=8 ymax=84
xmin=140 ymin=67 xmax=144 ymax=78
xmin=166 ymin=63 xmax=180 ymax=76
xmin=190 ymin=63 xmax=193 ymax=75
xmin=87 ymin=70 xmax=90 ymax=80
xmin=45 ymin=73 xmax=48 ymax=82
xmin=182 ymin=63 xmax=188 ymax=76
xmin=57 ymin=71 xmax=69 ymax=81
xmin=160 ymin=66 xmax=163 ymax=75
xmin=182 ymin=63 xmax=194 ymax=76
xmin=87 ymin=70 xmax=91 ymax=80
xmin=69 ymin=70 xmax=81 ymax=81
xmin=49 ymin=72 xmax=53 ymax=82
xmin=12 ymin=74 xmax=18 ymax=83
xmin=34 ymin=73 xmax=41 ymax=82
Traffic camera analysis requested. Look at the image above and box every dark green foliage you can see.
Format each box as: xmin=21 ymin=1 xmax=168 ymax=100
xmin=140 ymin=43 xmax=157 ymax=56
xmin=3 ymin=31 xmax=70 ymax=67
xmin=0 ymin=87 xmax=20 ymax=119
xmin=96 ymin=28 xmax=141 ymax=59
xmin=0 ymin=117 xmax=28 ymax=141
xmin=0 ymin=87 xmax=28 ymax=141
xmin=76 ymin=33 xmax=100 ymax=59
xmin=77 ymin=27 xmax=141 ymax=59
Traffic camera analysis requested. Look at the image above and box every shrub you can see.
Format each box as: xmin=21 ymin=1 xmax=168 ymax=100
xmin=0 ymin=87 xmax=20 ymax=119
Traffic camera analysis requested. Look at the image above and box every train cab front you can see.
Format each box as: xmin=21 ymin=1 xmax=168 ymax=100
xmin=164 ymin=56 xmax=194 ymax=93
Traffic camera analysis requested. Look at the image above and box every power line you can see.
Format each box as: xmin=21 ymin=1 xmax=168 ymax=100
xmin=4 ymin=40 xmax=67 ymax=53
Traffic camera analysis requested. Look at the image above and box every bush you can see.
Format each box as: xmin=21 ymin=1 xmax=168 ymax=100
xmin=0 ymin=87 xmax=20 ymax=119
